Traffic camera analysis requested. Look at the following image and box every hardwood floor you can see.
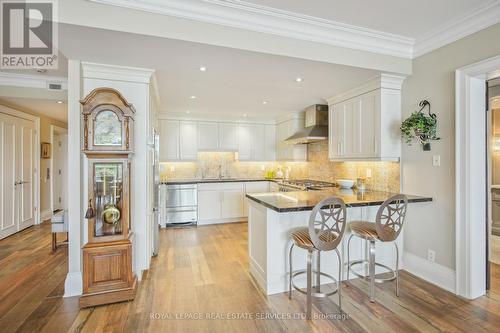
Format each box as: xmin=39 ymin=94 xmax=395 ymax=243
xmin=2 ymin=221 xmax=500 ymax=332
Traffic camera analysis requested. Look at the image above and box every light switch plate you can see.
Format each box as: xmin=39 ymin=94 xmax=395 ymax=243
xmin=432 ymin=155 xmax=441 ymax=166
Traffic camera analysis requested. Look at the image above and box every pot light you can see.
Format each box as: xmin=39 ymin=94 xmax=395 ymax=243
xmin=295 ymin=77 xmax=303 ymax=82
xmin=262 ymin=101 xmax=268 ymax=105
xmin=190 ymin=95 xmax=197 ymax=99
xmin=186 ymin=110 xmax=191 ymax=114
xmin=199 ymin=66 xmax=207 ymax=72
xmin=243 ymin=113 xmax=247 ymax=117
xmin=57 ymin=101 xmax=63 ymax=104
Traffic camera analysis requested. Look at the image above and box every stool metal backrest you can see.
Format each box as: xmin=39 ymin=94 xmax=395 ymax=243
xmin=308 ymin=197 xmax=347 ymax=251
xmin=375 ymin=194 xmax=408 ymax=242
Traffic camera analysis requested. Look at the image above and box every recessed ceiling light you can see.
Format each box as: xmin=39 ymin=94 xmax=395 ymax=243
xmin=186 ymin=110 xmax=191 ymax=114
xmin=199 ymin=66 xmax=207 ymax=72
xmin=190 ymin=95 xmax=197 ymax=99
xmin=262 ymin=101 xmax=268 ymax=105
xmin=243 ymin=113 xmax=247 ymax=117
xmin=295 ymin=77 xmax=303 ymax=82
xmin=57 ymin=101 xmax=63 ymax=104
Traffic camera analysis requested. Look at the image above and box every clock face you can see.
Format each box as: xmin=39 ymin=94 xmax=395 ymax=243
xmin=94 ymin=110 xmax=122 ymax=146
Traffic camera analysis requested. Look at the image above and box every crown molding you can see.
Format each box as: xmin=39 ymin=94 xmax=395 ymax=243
xmin=0 ymin=72 xmax=68 ymax=90
xmin=88 ymin=0 xmax=414 ymax=59
xmin=413 ymin=1 xmax=500 ymax=58
xmin=326 ymin=73 xmax=406 ymax=105
xmin=81 ymin=62 xmax=155 ymax=84
xmin=158 ymin=111 xmax=276 ymax=124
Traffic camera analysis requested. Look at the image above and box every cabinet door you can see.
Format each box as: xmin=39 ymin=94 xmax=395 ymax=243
xmin=198 ymin=190 xmax=221 ymax=220
xmin=238 ymin=124 xmax=252 ymax=160
xmin=219 ymin=123 xmax=239 ymax=151
xmin=330 ymin=105 xmax=345 ymax=159
xmin=221 ymin=189 xmax=244 ymax=218
xmin=252 ymin=125 xmax=266 ymax=161
xmin=359 ymin=91 xmax=378 ymax=158
xmin=276 ymin=122 xmax=287 ymax=161
xmin=159 ymin=120 xmax=179 ymax=160
xmin=179 ymin=121 xmax=198 ymax=160
xmin=342 ymin=101 xmax=355 ymax=158
xmin=198 ymin=122 xmax=219 ymax=151
xmin=264 ymin=124 xmax=276 ymax=161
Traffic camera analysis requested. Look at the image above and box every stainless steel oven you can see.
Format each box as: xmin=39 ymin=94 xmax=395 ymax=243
xmin=165 ymin=184 xmax=198 ymax=226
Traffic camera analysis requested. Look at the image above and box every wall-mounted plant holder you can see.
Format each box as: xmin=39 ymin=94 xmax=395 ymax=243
xmin=401 ymin=100 xmax=440 ymax=151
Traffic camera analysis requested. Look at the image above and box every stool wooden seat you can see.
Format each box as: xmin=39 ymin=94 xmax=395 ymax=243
xmin=346 ymin=194 xmax=408 ymax=303
xmin=288 ymin=197 xmax=347 ymax=320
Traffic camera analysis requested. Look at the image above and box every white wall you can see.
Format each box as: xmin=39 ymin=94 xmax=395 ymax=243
xmin=402 ymin=22 xmax=500 ymax=269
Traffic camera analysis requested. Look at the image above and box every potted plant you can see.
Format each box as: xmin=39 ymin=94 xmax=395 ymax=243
xmin=401 ymin=100 xmax=440 ymax=151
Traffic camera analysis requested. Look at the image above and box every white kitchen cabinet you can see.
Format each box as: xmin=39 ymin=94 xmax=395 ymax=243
xmin=264 ymin=125 xmax=276 ymax=161
xmin=219 ymin=123 xmax=239 ymax=151
xmin=243 ymin=181 xmax=270 ymax=216
xmin=238 ymin=124 xmax=271 ymax=161
xmin=159 ymin=119 xmax=179 ymax=160
xmin=198 ymin=189 xmax=222 ymax=221
xmin=276 ymin=117 xmax=307 ymax=161
xmin=327 ymin=74 xmax=403 ymax=161
xmin=179 ymin=121 xmax=198 ymax=160
xmin=221 ymin=187 xmax=244 ymax=218
xmin=198 ymin=182 xmax=245 ymax=224
xmin=198 ymin=122 xmax=219 ymax=151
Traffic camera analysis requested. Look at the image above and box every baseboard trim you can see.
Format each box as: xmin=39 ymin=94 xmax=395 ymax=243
xmin=402 ymin=252 xmax=456 ymax=294
xmin=40 ymin=209 xmax=52 ymax=222
xmin=64 ymin=271 xmax=83 ymax=297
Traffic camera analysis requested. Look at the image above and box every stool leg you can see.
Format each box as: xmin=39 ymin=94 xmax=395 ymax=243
xmin=395 ymin=242 xmax=400 ymax=297
xmin=335 ymin=248 xmax=342 ymax=312
xmin=316 ymin=251 xmax=321 ymax=293
xmin=306 ymin=249 xmax=313 ymax=320
xmin=369 ymin=240 xmax=376 ymax=302
xmin=52 ymin=233 xmax=57 ymax=252
xmin=289 ymin=243 xmax=294 ymax=299
xmin=346 ymin=234 xmax=354 ymax=283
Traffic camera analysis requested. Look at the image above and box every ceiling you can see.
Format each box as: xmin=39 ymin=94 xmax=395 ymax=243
xmin=245 ymin=0 xmax=494 ymax=39
xmin=0 ymin=96 xmax=67 ymax=122
xmin=58 ymin=24 xmax=378 ymax=119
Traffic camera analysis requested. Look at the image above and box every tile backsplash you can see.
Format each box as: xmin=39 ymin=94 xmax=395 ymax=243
xmin=160 ymin=141 xmax=400 ymax=192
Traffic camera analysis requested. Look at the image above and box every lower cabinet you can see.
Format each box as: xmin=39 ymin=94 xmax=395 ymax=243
xmin=198 ymin=181 xmax=270 ymax=224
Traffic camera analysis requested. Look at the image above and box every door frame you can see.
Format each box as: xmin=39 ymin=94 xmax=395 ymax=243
xmin=50 ymin=125 xmax=68 ymax=214
xmin=0 ymin=104 xmax=41 ymax=225
xmin=455 ymin=54 xmax=500 ymax=299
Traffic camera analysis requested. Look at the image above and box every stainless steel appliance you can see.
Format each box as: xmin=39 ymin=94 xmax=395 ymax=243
xmin=285 ymin=104 xmax=329 ymax=144
xmin=165 ymin=184 xmax=198 ymax=226
xmin=277 ymin=179 xmax=336 ymax=192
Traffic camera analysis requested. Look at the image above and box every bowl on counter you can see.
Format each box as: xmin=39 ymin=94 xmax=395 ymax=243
xmin=337 ymin=179 xmax=355 ymax=189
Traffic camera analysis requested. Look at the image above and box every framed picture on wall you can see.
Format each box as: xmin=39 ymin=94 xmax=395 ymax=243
xmin=41 ymin=142 xmax=51 ymax=159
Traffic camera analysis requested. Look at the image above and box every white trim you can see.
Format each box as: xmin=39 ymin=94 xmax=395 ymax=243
xmin=414 ymin=1 xmax=500 ymax=58
xmin=402 ymin=252 xmax=456 ymax=293
xmin=88 ymin=0 xmax=414 ymax=59
xmin=158 ymin=112 xmax=277 ymax=125
xmin=64 ymin=271 xmax=83 ymax=297
xmin=50 ymin=125 xmax=68 ymax=215
xmin=40 ymin=209 xmax=52 ymax=222
xmin=455 ymin=54 xmax=500 ymax=299
xmin=0 ymin=72 xmax=68 ymax=90
xmin=0 ymin=104 xmax=41 ymax=226
xmin=81 ymin=62 xmax=155 ymax=83
xmin=326 ymin=74 xmax=406 ymax=105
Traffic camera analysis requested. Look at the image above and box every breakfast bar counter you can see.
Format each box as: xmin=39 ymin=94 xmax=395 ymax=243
xmin=245 ymin=189 xmax=433 ymax=295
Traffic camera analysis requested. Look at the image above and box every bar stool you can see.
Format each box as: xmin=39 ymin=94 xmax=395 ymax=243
xmin=288 ymin=197 xmax=347 ymax=320
xmin=346 ymin=194 xmax=408 ymax=302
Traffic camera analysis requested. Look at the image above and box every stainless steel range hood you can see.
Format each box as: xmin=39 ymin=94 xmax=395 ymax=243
xmin=285 ymin=104 xmax=328 ymax=144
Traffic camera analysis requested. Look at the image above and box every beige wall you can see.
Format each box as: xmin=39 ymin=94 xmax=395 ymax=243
xmin=0 ymin=99 xmax=67 ymax=219
xmin=401 ymin=22 xmax=500 ymax=269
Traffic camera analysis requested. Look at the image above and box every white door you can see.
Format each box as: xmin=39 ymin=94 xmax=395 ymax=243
xmin=264 ymin=124 xmax=276 ymax=161
xmin=0 ymin=113 xmax=36 ymax=239
xmin=359 ymin=91 xmax=378 ymax=158
xmin=198 ymin=190 xmax=221 ymax=221
xmin=238 ymin=124 xmax=252 ymax=160
xmin=252 ymin=125 xmax=266 ymax=161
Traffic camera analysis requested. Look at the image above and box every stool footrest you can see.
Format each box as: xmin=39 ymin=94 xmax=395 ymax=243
xmin=290 ymin=269 xmax=339 ymax=298
xmin=348 ymin=260 xmax=396 ymax=283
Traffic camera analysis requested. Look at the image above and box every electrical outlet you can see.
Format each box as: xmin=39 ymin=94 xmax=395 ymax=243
xmin=432 ymin=155 xmax=441 ymax=167
xmin=427 ymin=249 xmax=436 ymax=263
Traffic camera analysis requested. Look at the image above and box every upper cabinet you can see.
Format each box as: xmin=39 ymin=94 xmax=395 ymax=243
xmin=238 ymin=123 xmax=275 ymax=161
xmin=159 ymin=120 xmax=198 ymax=161
xmin=327 ymin=74 xmax=405 ymax=161
xmin=276 ymin=117 xmax=307 ymax=161
xmin=198 ymin=122 xmax=239 ymax=151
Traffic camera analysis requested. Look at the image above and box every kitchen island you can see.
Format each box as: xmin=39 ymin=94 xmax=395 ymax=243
xmin=245 ymin=189 xmax=432 ymax=295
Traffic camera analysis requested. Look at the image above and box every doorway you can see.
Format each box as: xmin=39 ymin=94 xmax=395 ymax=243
xmin=0 ymin=106 xmax=40 ymax=240
xmin=488 ymin=78 xmax=500 ymax=295
xmin=50 ymin=126 xmax=68 ymax=213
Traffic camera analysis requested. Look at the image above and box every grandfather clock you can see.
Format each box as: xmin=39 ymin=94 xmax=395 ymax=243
xmin=79 ymin=88 xmax=137 ymax=308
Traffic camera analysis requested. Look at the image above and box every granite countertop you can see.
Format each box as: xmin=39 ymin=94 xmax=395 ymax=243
xmin=246 ymin=188 xmax=432 ymax=212
xmin=161 ymin=178 xmax=275 ymax=185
